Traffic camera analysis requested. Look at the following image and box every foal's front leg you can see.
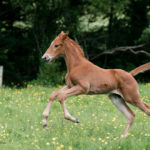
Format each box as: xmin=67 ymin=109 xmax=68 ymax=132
xmin=42 ymin=86 xmax=69 ymax=127
xmin=58 ymin=85 xmax=85 ymax=123
xmin=61 ymin=101 xmax=79 ymax=123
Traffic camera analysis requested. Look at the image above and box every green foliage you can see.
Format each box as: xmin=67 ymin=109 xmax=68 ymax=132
xmin=138 ymin=27 xmax=150 ymax=43
xmin=0 ymin=0 xmax=150 ymax=85
xmin=34 ymin=61 xmax=66 ymax=86
xmin=0 ymin=83 xmax=150 ymax=149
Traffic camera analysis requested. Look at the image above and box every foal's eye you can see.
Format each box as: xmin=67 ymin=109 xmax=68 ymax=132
xmin=54 ymin=44 xmax=59 ymax=48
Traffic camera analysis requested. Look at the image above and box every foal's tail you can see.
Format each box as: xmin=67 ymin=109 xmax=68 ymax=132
xmin=130 ymin=62 xmax=150 ymax=76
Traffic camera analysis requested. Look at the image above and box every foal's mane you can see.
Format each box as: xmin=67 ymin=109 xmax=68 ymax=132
xmin=66 ymin=37 xmax=85 ymax=57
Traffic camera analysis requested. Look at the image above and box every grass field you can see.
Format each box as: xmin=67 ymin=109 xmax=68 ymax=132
xmin=0 ymin=83 xmax=150 ymax=150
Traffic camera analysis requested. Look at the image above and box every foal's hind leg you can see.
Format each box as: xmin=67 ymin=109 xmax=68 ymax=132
xmin=108 ymin=94 xmax=135 ymax=138
xmin=120 ymin=87 xmax=150 ymax=116
xmin=132 ymin=100 xmax=150 ymax=116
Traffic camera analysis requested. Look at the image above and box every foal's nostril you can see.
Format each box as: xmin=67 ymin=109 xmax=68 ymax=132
xmin=42 ymin=56 xmax=50 ymax=62
xmin=42 ymin=56 xmax=46 ymax=61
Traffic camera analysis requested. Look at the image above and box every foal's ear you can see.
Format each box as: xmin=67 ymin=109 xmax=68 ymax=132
xmin=61 ymin=31 xmax=69 ymax=41
xmin=61 ymin=31 xmax=65 ymax=34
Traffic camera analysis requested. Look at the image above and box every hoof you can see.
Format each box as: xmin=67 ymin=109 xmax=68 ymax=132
xmin=75 ymin=119 xmax=80 ymax=123
xmin=43 ymin=124 xmax=47 ymax=128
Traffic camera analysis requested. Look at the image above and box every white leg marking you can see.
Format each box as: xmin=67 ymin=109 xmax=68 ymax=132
xmin=109 ymin=94 xmax=135 ymax=138
xmin=110 ymin=96 xmax=132 ymax=120
xmin=43 ymin=100 xmax=53 ymax=117
xmin=42 ymin=100 xmax=53 ymax=127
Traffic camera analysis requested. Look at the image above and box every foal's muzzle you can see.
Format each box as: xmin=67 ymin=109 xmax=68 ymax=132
xmin=42 ymin=56 xmax=51 ymax=63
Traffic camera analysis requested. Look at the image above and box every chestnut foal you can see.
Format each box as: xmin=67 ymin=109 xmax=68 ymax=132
xmin=42 ymin=31 xmax=150 ymax=138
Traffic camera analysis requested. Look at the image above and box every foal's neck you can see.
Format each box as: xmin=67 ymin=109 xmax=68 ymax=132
xmin=64 ymin=38 xmax=85 ymax=72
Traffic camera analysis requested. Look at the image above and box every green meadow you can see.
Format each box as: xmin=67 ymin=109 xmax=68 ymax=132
xmin=0 ymin=83 xmax=150 ymax=150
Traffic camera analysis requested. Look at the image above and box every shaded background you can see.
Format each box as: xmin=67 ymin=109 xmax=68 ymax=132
xmin=0 ymin=0 xmax=150 ymax=85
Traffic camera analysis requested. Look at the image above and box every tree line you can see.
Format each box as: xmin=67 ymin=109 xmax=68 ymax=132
xmin=0 ymin=0 xmax=150 ymax=85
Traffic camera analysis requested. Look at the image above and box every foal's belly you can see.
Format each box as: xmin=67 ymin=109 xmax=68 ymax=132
xmin=88 ymin=83 xmax=115 ymax=94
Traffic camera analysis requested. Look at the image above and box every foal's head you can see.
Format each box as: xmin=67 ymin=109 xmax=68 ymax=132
xmin=42 ymin=31 xmax=69 ymax=63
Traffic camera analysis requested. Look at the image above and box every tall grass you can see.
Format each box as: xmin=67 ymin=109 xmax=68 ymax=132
xmin=0 ymin=83 xmax=150 ymax=150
